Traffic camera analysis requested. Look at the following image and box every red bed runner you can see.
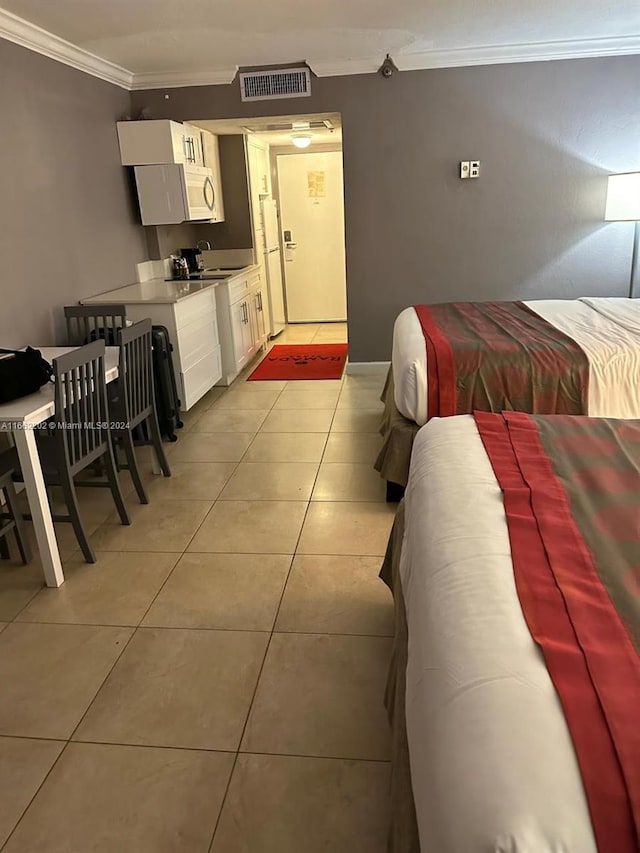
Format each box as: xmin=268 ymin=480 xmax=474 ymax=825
xmin=474 ymin=411 xmax=640 ymax=852
xmin=415 ymin=301 xmax=589 ymax=418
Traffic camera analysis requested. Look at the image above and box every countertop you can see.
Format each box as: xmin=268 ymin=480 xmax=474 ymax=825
xmin=82 ymin=265 xmax=258 ymax=305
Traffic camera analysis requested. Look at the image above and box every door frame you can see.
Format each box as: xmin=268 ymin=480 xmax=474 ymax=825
xmin=269 ymin=143 xmax=346 ymax=324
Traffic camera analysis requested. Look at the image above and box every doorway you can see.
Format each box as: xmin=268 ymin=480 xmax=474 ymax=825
xmin=277 ymin=150 xmax=347 ymax=323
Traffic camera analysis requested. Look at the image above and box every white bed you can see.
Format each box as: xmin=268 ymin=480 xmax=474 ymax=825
xmin=399 ymin=415 xmax=597 ymax=852
xmin=393 ymin=297 xmax=640 ymax=425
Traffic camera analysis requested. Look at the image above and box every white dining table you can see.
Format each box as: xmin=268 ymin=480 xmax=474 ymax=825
xmin=0 ymin=346 xmax=119 ymax=587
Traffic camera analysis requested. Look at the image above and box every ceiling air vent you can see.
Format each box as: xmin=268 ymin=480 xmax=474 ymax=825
xmin=239 ymin=67 xmax=311 ymax=102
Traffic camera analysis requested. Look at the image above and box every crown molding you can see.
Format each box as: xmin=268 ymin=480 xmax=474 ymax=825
xmin=307 ymin=57 xmax=381 ymax=77
xmin=397 ymin=34 xmax=640 ymax=71
xmin=309 ymin=34 xmax=640 ymax=78
xmin=0 ymin=7 xmax=132 ymax=89
xmin=130 ymin=67 xmax=238 ymax=90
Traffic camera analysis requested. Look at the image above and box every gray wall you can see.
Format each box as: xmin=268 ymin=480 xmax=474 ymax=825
xmin=0 ymin=40 xmax=147 ymax=346
xmin=132 ymin=56 xmax=640 ymax=361
xmin=205 ymin=136 xmax=253 ymax=249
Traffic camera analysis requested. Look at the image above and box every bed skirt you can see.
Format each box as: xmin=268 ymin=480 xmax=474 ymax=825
xmin=381 ymin=502 xmax=421 ymax=853
xmin=374 ymin=369 xmax=420 ymax=490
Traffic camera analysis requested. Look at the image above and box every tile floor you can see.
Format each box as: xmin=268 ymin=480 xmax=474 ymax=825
xmin=0 ymin=323 xmax=398 ymax=852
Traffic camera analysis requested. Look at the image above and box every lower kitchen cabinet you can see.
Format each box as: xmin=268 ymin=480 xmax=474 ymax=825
xmin=251 ymin=288 xmax=267 ymax=344
xmin=216 ymin=269 xmax=269 ymax=385
xmin=119 ymin=288 xmax=222 ymax=411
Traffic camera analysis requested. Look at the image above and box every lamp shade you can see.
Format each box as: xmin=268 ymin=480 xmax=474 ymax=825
xmin=604 ymin=172 xmax=640 ymax=221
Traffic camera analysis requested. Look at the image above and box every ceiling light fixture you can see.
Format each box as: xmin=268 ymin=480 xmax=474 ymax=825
xmin=291 ymin=133 xmax=312 ymax=148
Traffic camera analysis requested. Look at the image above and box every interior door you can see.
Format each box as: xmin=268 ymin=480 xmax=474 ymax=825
xmin=277 ymin=151 xmax=347 ymax=323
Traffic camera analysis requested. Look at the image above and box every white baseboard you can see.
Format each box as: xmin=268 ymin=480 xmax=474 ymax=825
xmin=346 ymin=361 xmax=391 ymax=375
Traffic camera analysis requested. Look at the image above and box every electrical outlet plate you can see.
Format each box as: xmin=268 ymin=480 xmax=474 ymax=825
xmin=460 ymin=160 xmax=480 ymax=179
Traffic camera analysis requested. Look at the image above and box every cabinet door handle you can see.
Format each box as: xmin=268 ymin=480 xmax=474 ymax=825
xmin=203 ymin=176 xmax=215 ymax=211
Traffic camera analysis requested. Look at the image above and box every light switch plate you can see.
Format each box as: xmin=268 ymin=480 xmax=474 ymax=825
xmin=460 ymin=160 xmax=480 ymax=179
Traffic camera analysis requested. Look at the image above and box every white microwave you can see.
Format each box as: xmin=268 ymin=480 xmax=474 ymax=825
xmin=133 ymin=163 xmax=221 ymax=225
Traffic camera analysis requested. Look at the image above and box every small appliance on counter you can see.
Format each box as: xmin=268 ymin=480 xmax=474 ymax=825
xmin=180 ymin=247 xmax=204 ymax=274
xmin=171 ymin=256 xmax=190 ymax=279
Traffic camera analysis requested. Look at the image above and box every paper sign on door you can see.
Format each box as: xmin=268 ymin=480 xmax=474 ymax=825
xmin=307 ymin=171 xmax=326 ymax=198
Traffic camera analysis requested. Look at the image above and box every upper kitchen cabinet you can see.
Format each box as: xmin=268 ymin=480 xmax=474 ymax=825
xmin=247 ymin=138 xmax=271 ymax=198
xmin=117 ymin=119 xmax=197 ymax=166
xmin=182 ymin=124 xmax=205 ymax=165
xmin=247 ymin=138 xmax=271 ymax=228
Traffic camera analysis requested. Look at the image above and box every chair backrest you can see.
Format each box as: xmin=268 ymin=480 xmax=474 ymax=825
xmin=52 ymin=340 xmax=109 ymax=475
xmin=64 ymin=304 xmax=127 ymax=347
xmin=117 ymin=318 xmax=154 ymax=428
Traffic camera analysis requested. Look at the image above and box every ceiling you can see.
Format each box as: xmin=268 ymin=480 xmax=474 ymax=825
xmin=0 ymin=0 xmax=639 ymax=89
xmin=193 ymin=114 xmax=343 ymax=149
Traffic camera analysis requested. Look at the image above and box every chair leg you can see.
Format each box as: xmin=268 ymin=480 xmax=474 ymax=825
xmin=0 ymin=535 xmax=9 ymax=560
xmin=121 ymin=430 xmax=148 ymax=505
xmin=103 ymin=441 xmax=131 ymax=526
xmin=110 ymin=440 xmax=121 ymax=472
xmin=148 ymin=413 xmax=171 ymax=477
xmin=59 ymin=473 xmax=95 ymax=564
xmin=4 ymin=480 xmax=32 ymax=564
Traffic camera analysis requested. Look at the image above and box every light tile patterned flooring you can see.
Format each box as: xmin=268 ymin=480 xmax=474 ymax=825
xmin=0 ymin=323 xmax=397 ymax=852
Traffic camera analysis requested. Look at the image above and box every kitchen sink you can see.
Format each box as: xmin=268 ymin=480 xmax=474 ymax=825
xmin=165 ymin=272 xmax=231 ymax=282
xmin=193 ymin=272 xmax=233 ymax=279
xmin=204 ymin=266 xmax=247 ymax=272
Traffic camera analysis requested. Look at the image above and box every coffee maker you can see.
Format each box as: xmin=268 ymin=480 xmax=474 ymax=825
xmin=180 ymin=248 xmax=204 ymax=275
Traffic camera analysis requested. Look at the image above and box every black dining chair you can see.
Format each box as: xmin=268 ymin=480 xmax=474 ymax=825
xmin=64 ymin=304 xmax=127 ymax=346
xmin=0 ymin=340 xmax=131 ymax=563
xmin=0 ymin=465 xmax=31 ymax=565
xmin=110 ymin=319 xmax=171 ymax=504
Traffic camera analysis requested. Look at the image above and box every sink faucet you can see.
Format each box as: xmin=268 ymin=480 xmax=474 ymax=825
xmin=197 ymin=240 xmax=211 ymax=251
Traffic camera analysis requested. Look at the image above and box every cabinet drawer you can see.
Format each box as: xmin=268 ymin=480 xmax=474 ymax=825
xmin=181 ymin=346 xmax=222 ymax=410
xmin=177 ymin=313 xmax=220 ymax=371
xmin=228 ymin=276 xmax=249 ymax=304
xmin=175 ymin=290 xmax=216 ymax=330
xmin=247 ymin=271 xmax=261 ymax=291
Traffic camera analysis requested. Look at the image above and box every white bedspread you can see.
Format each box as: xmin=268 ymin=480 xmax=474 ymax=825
xmin=400 ymin=416 xmax=597 ymax=852
xmin=393 ymin=298 xmax=640 ymax=424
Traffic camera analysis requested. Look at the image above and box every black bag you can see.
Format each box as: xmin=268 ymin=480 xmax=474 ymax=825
xmin=0 ymin=347 xmax=54 ymax=404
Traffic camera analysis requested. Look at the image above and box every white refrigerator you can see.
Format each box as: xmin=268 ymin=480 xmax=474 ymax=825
xmin=261 ymin=199 xmax=286 ymax=337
